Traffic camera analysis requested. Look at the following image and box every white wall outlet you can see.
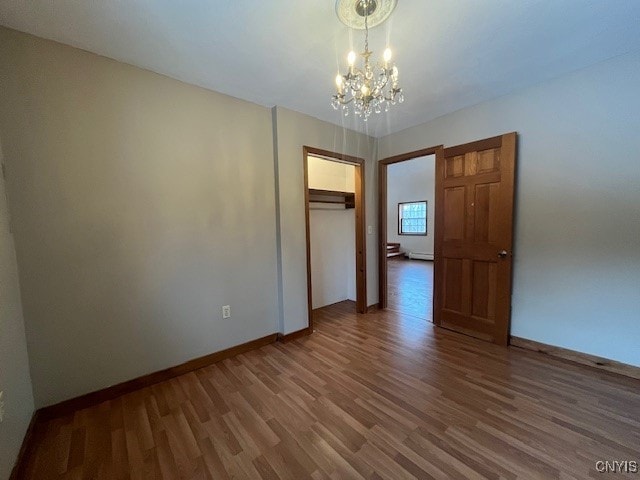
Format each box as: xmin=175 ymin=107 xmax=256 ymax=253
xmin=0 ymin=391 xmax=5 ymax=422
xmin=222 ymin=305 xmax=231 ymax=319
xmin=367 ymin=225 xmax=373 ymax=235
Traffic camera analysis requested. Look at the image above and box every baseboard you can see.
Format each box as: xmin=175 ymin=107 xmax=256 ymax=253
xmin=367 ymin=303 xmax=381 ymax=312
xmin=277 ymin=327 xmax=312 ymax=343
xmin=312 ymin=300 xmax=356 ymax=313
xmin=38 ymin=332 xmax=278 ymax=421
xmin=510 ymin=336 xmax=640 ymax=380
xmin=9 ymin=411 xmax=40 ymax=480
xmin=407 ymin=252 xmax=434 ymax=261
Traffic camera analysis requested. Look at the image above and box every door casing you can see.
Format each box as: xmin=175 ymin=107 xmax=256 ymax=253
xmin=377 ymin=146 xmax=443 ymax=310
xmin=303 ymin=146 xmax=367 ymax=333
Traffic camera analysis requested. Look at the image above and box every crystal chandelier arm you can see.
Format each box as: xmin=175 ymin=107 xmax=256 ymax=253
xmin=333 ymin=94 xmax=355 ymax=105
xmin=382 ymin=87 xmax=402 ymax=102
xmin=345 ymin=68 xmax=365 ymax=82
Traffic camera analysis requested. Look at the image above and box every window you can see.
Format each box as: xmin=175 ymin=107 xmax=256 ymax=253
xmin=398 ymin=201 xmax=427 ymax=235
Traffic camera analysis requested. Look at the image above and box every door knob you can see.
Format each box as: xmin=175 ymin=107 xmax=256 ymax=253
xmin=498 ymin=250 xmax=508 ymax=258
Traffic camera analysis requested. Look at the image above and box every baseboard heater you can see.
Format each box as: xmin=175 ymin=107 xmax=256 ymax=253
xmin=407 ymin=252 xmax=434 ymax=261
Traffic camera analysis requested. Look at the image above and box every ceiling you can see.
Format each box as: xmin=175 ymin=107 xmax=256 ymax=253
xmin=1 ymin=1 xmax=640 ymax=137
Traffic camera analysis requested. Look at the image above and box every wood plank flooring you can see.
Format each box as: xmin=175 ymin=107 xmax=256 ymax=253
xmin=387 ymin=258 xmax=433 ymax=322
xmin=22 ymin=301 xmax=640 ymax=479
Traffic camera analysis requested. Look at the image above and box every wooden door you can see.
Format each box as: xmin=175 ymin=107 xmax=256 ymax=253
xmin=434 ymin=133 xmax=516 ymax=345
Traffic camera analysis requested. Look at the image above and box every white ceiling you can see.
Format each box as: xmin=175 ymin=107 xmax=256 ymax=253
xmin=1 ymin=1 xmax=640 ymax=137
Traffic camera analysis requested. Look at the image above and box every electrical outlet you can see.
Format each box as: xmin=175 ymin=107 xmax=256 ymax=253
xmin=0 ymin=391 xmax=4 ymax=423
xmin=367 ymin=225 xmax=373 ymax=235
xmin=222 ymin=305 xmax=231 ymax=319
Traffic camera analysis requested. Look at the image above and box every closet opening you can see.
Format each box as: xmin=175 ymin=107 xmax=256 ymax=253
xmin=303 ymin=147 xmax=366 ymax=332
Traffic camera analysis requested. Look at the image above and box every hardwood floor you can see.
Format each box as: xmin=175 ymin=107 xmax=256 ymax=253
xmin=22 ymin=301 xmax=640 ymax=479
xmin=387 ymin=258 xmax=433 ymax=322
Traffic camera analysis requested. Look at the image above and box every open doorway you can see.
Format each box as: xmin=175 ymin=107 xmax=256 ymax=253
xmin=303 ymin=147 xmax=366 ymax=332
xmin=378 ymin=146 xmax=442 ymax=321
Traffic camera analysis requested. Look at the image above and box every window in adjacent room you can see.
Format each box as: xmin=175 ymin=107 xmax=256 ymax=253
xmin=398 ymin=201 xmax=427 ymax=235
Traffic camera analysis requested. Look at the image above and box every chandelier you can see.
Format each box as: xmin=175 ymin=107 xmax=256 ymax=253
xmin=331 ymin=0 xmax=403 ymax=120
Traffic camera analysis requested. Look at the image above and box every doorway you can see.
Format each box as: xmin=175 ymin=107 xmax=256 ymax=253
xmin=303 ymin=147 xmax=366 ymax=332
xmin=379 ymin=133 xmax=517 ymax=346
xmin=378 ymin=147 xmax=442 ymax=321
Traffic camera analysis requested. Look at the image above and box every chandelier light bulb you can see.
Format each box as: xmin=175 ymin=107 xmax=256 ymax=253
xmin=383 ymin=48 xmax=392 ymax=63
xmin=335 ymin=74 xmax=343 ymax=92
xmin=347 ymin=51 xmax=357 ymax=66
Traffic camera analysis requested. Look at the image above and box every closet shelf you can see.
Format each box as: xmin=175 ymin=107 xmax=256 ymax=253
xmin=308 ymin=189 xmax=355 ymax=209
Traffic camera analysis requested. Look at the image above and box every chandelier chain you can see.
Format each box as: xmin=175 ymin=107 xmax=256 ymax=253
xmin=364 ymin=1 xmax=369 ymax=54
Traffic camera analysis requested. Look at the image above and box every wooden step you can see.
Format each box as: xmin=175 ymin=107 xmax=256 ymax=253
xmin=386 ymin=243 xmax=400 ymax=255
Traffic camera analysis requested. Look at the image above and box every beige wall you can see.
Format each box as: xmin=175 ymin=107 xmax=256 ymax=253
xmin=0 ymin=27 xmax=379 ymax=409
xmin=378 ymin=51 xmax=640 ymax=366
xmin=0 ymin=27 xmax=280 ymax=407
xmin=273 ymin=107 xmax=377 ymax=334
xmin=0 ymin=140 xmax=35 ymax=479
xmin=309 ymin=208 xmax=356 ymax=309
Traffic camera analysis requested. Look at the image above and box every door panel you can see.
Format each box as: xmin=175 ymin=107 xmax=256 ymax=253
xmin=443 ymin=258 xmax=463 ymax=312
xmin=471 ymin=260 xmax=497 ymax=320
xmin=443 ymin=186 xmax=466 ymax=241
xmin=473 ymin=182 xmax=500 ymax=243
xmin=446 ymin=155 xmax=465 ymax=178
xmin=477 ymin=148 xmax=500 ymax=174
xmin=434 ymin=133 xmax=516 ymax=345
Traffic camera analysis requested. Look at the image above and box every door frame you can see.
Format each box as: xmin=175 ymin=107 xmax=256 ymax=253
xmin=303 ymin=146 xmax=367 ymax=332
xmin=378 ymin=146 xmax=443 ymax=310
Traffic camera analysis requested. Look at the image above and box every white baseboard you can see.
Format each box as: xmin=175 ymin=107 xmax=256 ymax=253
xmin=407 ymin=252 xmax=434 ymax=261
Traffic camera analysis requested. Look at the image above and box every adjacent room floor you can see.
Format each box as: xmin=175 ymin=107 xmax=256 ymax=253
xmin=387 ymin=258 xmax=433 ymax=322
xmin=21 ymin=301 xmax=640 ymax=479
